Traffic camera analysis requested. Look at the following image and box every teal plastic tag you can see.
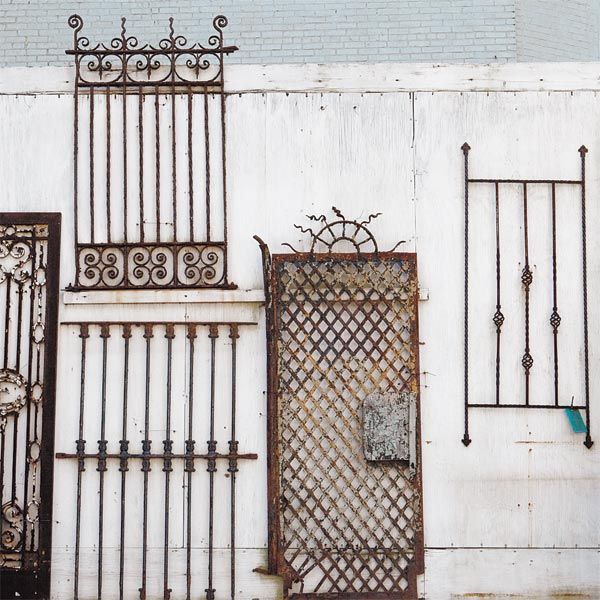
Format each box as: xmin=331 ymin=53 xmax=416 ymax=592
xmin=564 ymin=408 xmax=587 ymax=433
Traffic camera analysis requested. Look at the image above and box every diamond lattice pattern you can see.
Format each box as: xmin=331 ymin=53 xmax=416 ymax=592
xmin=274 ymin=257 xmax=421 ymax=596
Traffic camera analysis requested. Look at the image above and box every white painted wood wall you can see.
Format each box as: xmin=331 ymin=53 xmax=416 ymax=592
xmin=1 ymin=63 xmax=600 ymax=599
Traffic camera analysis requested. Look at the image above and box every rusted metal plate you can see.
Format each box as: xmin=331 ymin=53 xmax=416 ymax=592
xmin=363 ymin=392 xmax=415 ymax=462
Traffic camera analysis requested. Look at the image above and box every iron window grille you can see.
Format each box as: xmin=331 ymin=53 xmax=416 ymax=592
xmin=66 ymin=14 xmax=237 ymax=290
xmin=55 ymin=322 xmax=256 ymax=600
xmin=461 ymin=144 xmax=592 ymax=448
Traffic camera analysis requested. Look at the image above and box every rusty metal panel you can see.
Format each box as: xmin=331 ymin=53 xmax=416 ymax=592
xmin=256 ymin=209 xmax=423 ymax=599
xmin=0 ymin=213 xmax=61 ymax=599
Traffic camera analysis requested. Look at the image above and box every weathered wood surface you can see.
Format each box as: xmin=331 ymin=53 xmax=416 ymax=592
xmin=1 ymin=67 xmax=600 ymax=598
xmin=5 ymin=63 xmax=600 ymax=94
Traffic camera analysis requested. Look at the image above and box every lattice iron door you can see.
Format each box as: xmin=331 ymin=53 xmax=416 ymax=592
xmin=0 ymin=214 xmax=60 ymax=599
xmin=258 ymin=211 xmax=423 ymax=598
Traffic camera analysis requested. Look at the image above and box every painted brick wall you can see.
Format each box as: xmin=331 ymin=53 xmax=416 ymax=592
xmin=0 ymin=0 xmax=517 ymax=66
xmin=516 ymin=0 xmax=599 ymax=61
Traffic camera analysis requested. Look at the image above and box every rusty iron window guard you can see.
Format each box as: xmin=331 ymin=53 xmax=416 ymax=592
xmin=55 ymin=322 xmax=256 ymax=600
xmin=66 ymin=15 xmax=237 ymax=290
xmin=461 ymin=143 xmax=593 ymax=448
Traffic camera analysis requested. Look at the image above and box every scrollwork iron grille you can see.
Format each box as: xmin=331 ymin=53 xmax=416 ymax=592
xmin=255 ymin=209 xmax=423 ymax=599
xmin=461 ymin=144 xmax=593 ymax=448
xmin=0 ymin=214 xmax=61 ymax=599
xmin=66 ymin=14 xmax=237 ymax=290
xmin=55 ymin=321 xmax=256 ymax=600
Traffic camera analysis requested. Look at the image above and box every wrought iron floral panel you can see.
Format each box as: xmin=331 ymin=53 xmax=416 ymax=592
xmin=256 ymin=209 xmax=423 ymax=598
xmin=0 ymin=214 xmax=60 ymax=599
xmin=67 ymin=15 xmax=237 ymax=290
xmin=461 ymin=144 xmax=593 ymax=448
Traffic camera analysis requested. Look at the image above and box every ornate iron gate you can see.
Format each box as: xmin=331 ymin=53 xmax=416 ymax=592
xmin=256 ymin=209 xmax=423 ymax=599
xmin=0 ymin=214 xmax=60 ymax=599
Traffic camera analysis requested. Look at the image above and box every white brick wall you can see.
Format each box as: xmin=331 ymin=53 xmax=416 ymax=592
xmin=1 ymin=1 xmax=598 ymax=66
xmin=516 ymin=0 xmax=599 ymax=61
xmin=0 ymin=0 xmax=517 ymax=66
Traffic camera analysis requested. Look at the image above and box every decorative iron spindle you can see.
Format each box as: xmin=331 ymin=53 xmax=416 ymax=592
xmin=550 ymin=183 xmax=561 ymax=406
xmin=118 ymin=323 xmax=131 ymax=600
xmin=228 ymin=324 xmax=239 ymax=600
xmin=493 ymin=182 xmax=504 ymax=406
xmin=521 ymin=183 xmax=533 ymax=405
xmin=140 ymin=323 xmax=153 ymax=600
xmin=462 ymin=144 xmax=593 ymax=448
xmin=66 ymin=14 xmax=238 ymax=290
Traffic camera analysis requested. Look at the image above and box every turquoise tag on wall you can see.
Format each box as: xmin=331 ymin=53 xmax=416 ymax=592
xmin=564 ymin=408 xmax=587 ymax=433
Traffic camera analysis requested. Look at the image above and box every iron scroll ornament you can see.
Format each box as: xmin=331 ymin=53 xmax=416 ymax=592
xmin=269 ymin=206 xmax=405 ymax=255
xmin=67 ymin=14 xmax=237 ymax=88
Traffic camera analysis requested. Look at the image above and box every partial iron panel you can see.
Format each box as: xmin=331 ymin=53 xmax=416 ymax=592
xmin=0 ymin=214 xmax=61 ymax=599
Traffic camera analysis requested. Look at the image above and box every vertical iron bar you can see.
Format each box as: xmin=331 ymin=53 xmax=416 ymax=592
xmin=0 ymin=240 xmax=11 ymax=519
xmin=3 ymin=277 xmax=11 ymax=370
xmin=206 ymin=324 xmax=219 ymax=600
xmin=0 ymin=426 xmax=4 ymax=542
xmin=493 ymin=182 xmax=504 ymax=405
xmin=122 ymin=20 xmax=128 ymax=243
xmin=579 ymin=146 xmax=593 ymax=448
xmin=10 ymin=284 xmax=24 ymax=504
xmin=185 ymin=324 xmax=197 ymax=600
xmin=228 ymin=324 xmax=239 ymax=600
xmin=139 ymin=86 xmax=144 ymax=242
xmin=163 ymin=324 xmax=175 ymax=600
xmin=30 ymin=268 xmax=43 ymax=553
xmin=139 ymin=323 xmax=153 ymax=599
xmin=119 ymin=324 xmax=131 ymax=600
xmin=155 ymin=88 xmax=161 ymax=243
xmin=204 ymin=90 xmax=211 ymax=242
xmin=74 ymin=324 xmax=89 ymax=600
xmin=106 ymin=87 xmax=112 ymax=243
xmin=171 ymin=82 xmax=177 ymax=242
xmin=74 ymin=54 xmax=80 ymax=284
xmin=187 ymin=88 xmax=194 ymax=241
xmin=461 ymin=143 xmax=471 ymax=446
xmin=97 ymin=324 xmax=110 ymax=600
xmin=14 ymin=283 xmax=23 ymax=372
xmin=220 ymin=73 xmax=228 ymax=282
xmin=90 ymin=86 xmax=95 ymax=244
xmin=550 ymin=183 xmax=560 ymax=406
xmin=21 ymin=230 xmax=38 ymax=560
xmin=521 ymin=183 xmax=533 ymax=405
